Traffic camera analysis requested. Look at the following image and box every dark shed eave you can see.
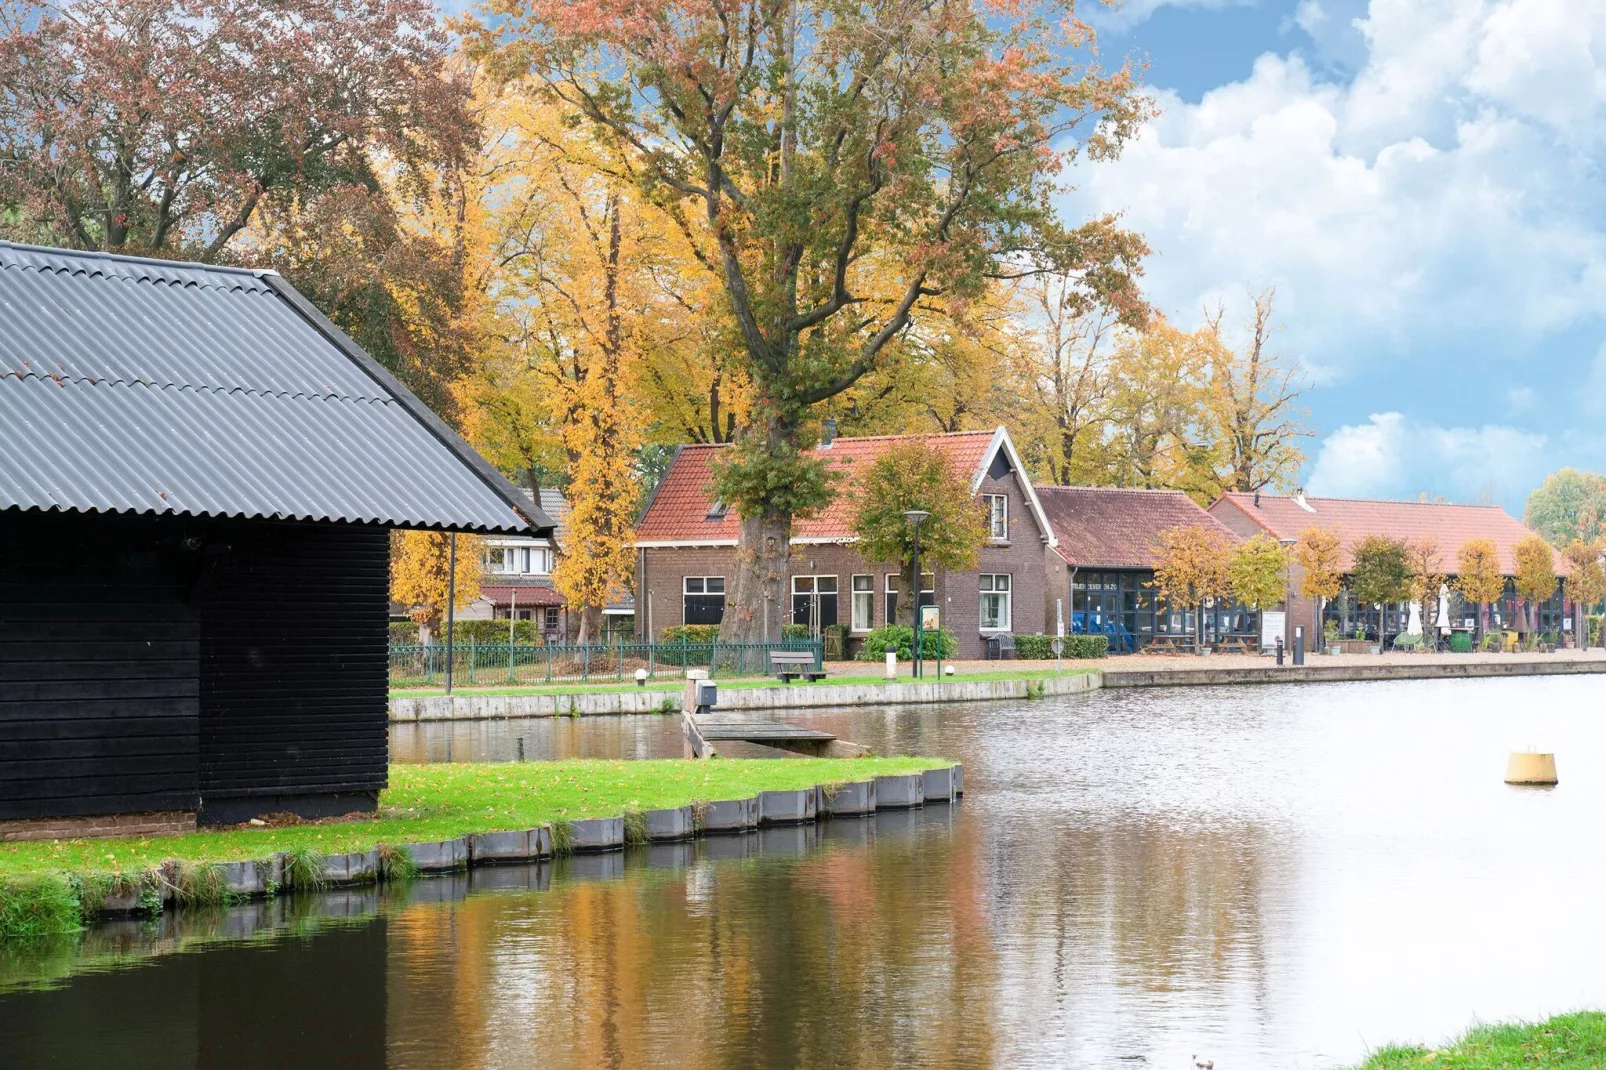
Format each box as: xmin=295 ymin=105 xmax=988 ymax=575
xmin=0 ymin=502 xmax=549 ymax=537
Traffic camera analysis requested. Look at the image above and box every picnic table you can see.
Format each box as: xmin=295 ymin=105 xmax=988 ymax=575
xmin=1216 ymin=636 xmax=1258 ymax=654
xmin=1143 ymin=636 xmax=1192 ymax=655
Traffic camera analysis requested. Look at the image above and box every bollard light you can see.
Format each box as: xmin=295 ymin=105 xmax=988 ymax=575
xmin=635 ymin=668 xmax=648 ymax=687
xmin=944 ymin=664 xmax=955 ymax=677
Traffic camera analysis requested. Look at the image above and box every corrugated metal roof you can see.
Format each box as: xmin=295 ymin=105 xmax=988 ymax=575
xmin=0 ymin=242 xmax=545 ymax=534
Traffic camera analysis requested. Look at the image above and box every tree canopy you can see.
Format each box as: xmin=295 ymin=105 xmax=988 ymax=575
xmin=1295 ymin=527 xmax=1344 ymax=602
xmin=1349 ymin=535 xmax=1411 ymax=608
xmin=1455 ymin=538 xmax=1505 ymax=614
xmin=851 ymin=442 xmax=987 ymax=626
xmin=1228 ymin=533 xmax=1289 ymax=611
xmin=1524 ymin=468 xmax=1606 ymax=547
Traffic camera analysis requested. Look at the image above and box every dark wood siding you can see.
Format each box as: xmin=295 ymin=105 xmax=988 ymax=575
xmin=0 ymin=512 xmax=201 ymax=820
xmin=198 ymin=521 xmax=389 ymax=815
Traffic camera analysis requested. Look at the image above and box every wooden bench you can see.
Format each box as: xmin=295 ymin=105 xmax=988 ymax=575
xmin=770 ymin=650 xmax=826 ymax=684
xmin=1217 ymin=636 xmax=1257 ymax=654
xmin=1143 ymin=636 xmax=1190 ymax=655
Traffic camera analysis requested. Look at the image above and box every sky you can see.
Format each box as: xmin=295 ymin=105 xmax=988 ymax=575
xmin=1059 ymin=0 xmax=1606 ymax=512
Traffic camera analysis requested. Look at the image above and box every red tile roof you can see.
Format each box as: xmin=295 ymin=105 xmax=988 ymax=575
xmin=635 ymin=430 xmax=1000 ymax=543
xmin=1211 ymin=492 xmax=1553 ymax=574
xmin=1037 ymin=486 xmax=1240 ymax=569
xmin=479 ymin=584 xmax=567 ymax=607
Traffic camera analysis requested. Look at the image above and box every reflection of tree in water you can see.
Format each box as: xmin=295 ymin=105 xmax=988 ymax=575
xmin=987 ymin=815 xmax=1285 ymax=1058
xmin=384 ymin=817 xmax=999 ymax=1070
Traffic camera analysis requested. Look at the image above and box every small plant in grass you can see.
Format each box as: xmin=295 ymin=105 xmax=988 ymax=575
xmin=282 ymin=848 xmax=327 ymax=892
xmin=0 ymin=875 xmax=81 ymax=937
xmin=621 ymin=809 xmax=648 ymax=846
xmin=549 ymin=819 xmax=574 ymax=855
xmin=688 ymin=800 xmax=709 ymax=834
xmin=376 ymin=844 xmax=418 ymax=883
xmin=168 ymin=861 xmax=230 ymax=907
xmin=1024 ymin=679 xmax=1046 ymax=699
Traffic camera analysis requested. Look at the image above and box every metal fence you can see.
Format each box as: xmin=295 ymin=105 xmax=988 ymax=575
xmin=389 ymin=638 xmax=825 ymax=689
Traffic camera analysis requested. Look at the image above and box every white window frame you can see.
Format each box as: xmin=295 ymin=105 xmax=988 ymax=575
xmin=851 ymin=575 xmax=874 ymax=633
xmin=980 ymin=574 xmax=1012 ymax=631
xmin=684 ymin=576 xmax=726 ymax=595
xmin=984 ymin=494 xmax=1008 ymax=541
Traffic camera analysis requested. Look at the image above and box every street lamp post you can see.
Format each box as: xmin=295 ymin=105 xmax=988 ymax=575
xmin=903 ymin=510 xmax=930 ymax=679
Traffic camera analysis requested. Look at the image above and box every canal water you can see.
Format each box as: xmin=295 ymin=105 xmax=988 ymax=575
xmin=5 ymin=676 xmax=1606 ymax=1068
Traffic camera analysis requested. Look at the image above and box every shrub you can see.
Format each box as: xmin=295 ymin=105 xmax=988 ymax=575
xmin=781 ymin=623 xmax=812 ymax=640
xmin=659 ymin=624 xmax=720 ymax=644
xmin=1011 ymin=634 xmax=1053 ymax=659
xmin=1065 ymin=634 xmax=1107 ymax=659
xmin=389 ymin=620 xmax=420 ymax=644
xmin=853 ymin=625 xmax=958 ymax=661
xmin=441 ymin=620 xmax=548 ymax=645
xmin=1590 ymin=614 xmax=1603 ymax=646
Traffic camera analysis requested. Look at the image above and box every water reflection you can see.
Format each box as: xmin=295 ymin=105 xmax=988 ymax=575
xmin=6 ymin=676 xmax=1606 ymax=1066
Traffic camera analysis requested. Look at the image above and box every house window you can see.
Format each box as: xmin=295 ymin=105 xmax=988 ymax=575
xmin=683 ymin=576 xmax=726 ymax=625
xmin=851 ymin=575 xmax=874 ymax=632
xmin=980 ymin=574 xmax=1011 ymax=630
xmin=885 ymin=572 xmax=935 ymax=624
xmin=706 ymin=500 xmax=728 ymax=520
xmin=791 ymin=575 xmax=839 ymax=633
xmin=984 ymin=494 xmax=1008 ymax=540
xmin=543 ymin=607 xmax=560 ymax=631
xmin=484 ymin=547 xmax=506 ymax=571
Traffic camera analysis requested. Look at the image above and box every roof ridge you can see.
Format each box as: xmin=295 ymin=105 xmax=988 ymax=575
xmin=0 ymin=239 xmax=271 ymax=279
xmin=2 ymin=368 xmax=391 ymax=403
xmin=1035 ymin=485 xmax=1190 ymax=495
xmin=1254 ymin=491 xmax=1506 ymax=510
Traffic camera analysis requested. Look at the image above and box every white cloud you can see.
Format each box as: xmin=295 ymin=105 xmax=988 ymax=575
xmin=1062 ymin=0 xmax=1606 ymax=389
xmin=1307 ymin=412 xmax=1550 ymax=503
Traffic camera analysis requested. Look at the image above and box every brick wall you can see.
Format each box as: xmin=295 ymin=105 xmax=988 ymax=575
xmin=0 ymin=810 xmax=196 ymax=843
xmin=1207 ymin=498 xmax=1318 ymax=648
xmin=637 ymin=468 xmax=1054 ymax=660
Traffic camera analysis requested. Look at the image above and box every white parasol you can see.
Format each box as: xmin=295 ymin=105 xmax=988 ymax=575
xmin=1406 ymin=600 xmax=1423 ymax=636
xmin=1437 ymin=583 xmax=1452 ymax=634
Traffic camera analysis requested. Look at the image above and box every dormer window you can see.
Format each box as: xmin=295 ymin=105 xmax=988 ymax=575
xmin=706 ymin=500 xmax=728 ymax=520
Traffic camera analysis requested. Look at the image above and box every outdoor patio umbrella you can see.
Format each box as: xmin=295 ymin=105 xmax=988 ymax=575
xmin=1438 ymin=584 xmax=1452 ymax=634
xmin=1407 ymin=601 xmax=1423 ymax=635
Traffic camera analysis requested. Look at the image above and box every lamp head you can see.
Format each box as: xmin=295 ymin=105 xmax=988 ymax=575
xmin=902 ymin=509 xmax=931 ymax=527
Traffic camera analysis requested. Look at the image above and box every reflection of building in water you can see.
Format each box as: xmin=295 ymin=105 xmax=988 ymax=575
xmin=383 ymin=813 xmax=998 ymax=1069
xmin=985 ymin=816 xmax=1289 ymax=1063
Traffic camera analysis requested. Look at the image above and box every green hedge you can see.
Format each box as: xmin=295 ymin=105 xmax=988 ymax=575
xmin=659 ymin=624 xmax=720 ymax=645
xmin=1065 ymin=634 xmax=1107 ymax=658
xmin=781 ymin=623 xmax=812 ymax=640
xmin=390 ymin=620 xmax=549 ymax=645
xmin=853 ymin=625 xmax=958 ymax=662
xmin=1008 ymin=633 xmax=1107 ymax=659
xmin=1011 ymin=635 xmax=1052 ymax=659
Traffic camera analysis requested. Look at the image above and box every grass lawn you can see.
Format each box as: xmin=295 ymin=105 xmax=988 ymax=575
xmin=390 ymin=666 xmax=1095 ymax=699
xmin=0 ymin=757 xmax=947 ymax=882
xmin=1354 ymin=1012 xmax=1606 ymax=1068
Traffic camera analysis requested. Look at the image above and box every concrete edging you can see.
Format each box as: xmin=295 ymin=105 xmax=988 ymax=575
xmin=390 ymin=673 xmax=1099 ymax=722
xmin=1102 ymin=659 xmax=1606 ymax=688
xmin=73 ymin=765 xmax=964 ymax=925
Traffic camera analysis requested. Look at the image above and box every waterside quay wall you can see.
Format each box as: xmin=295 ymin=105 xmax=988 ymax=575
xmin=390 ymin=658 xmax=1606 ymax=722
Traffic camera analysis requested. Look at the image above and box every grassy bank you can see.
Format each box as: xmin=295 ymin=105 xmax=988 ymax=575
xmin=0 ymin=756 xmax=949 ymax=938
xmin=1355 ymin=1012 xmax=1606 ymax=1068
xmin=391 ymin=667 xmax=1096 ymax=698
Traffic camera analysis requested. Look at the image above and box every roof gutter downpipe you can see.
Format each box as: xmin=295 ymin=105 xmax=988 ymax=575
xmin=445 ymin=532 xmax=457 ymax=696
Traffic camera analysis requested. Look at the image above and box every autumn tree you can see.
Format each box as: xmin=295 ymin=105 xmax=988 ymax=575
xmin=481 ymin=0 xmax=1150 ymax=642
xmin=1512 ymin=535 xmax=1557 ymax=635
xmin=1203 ymin=287 xmax=1311 ymax=493
xmin=1455 ymin=537 xmax=1505 ymax=644
xmin=1349 ymin=535 xmax=1411 ymax=642
xmin=1295 ymin=527 xmax=1344 ymax=649
xmin=1228 ymin=535 xmax=1289 ymax=647
xmin=1405 ymin=537 xmax=1446 ymax=636
xmin=851 ymin=442 xmax=988 ymax=627
xmin=0 ymin=0 xmax=483 ymax=419
xmin=1562 ymin=540 xmax=1606 ymax=647
xmin=392 ymin=531 xmax=482 ymax=640
xmin=1151 ymin=525 xmax=1233 ymax=654
xmin=1524 ymin=468 xmax=1606 ymax=546
xmin=1099 ymin=320 xmax=1216 ymax=497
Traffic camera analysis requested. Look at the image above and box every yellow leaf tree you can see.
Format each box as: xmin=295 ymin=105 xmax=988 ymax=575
xmin=1151 ymin=525 xmax=1233 ymax=654
xmin=1562 ymin=539 xmax=1606 ymax=647
xmin=391 ymin=531 xmax=482 ymax=640
xmin=1512 ymin=535 xmax=1557 ymax=635
xmin=1455 ymin=537 xmax=1505 ymax=644
xmin=1228 ymin=534 xmax=1289 ymax=612
xmin=1295 ymin=527 xmax=1344 ymax=649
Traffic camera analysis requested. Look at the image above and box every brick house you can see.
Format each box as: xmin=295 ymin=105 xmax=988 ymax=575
xmin=1037 ymin=486 xmax=1248 ymax=652
xmin=1208 ymin=492 xmax=1570 ymax=645
xmin=633 ymin=426 xmax=1058 ymax=659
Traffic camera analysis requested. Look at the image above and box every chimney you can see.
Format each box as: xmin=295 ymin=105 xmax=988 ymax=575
xmin=1295 ymin=487 xmax=1314 ymax=512
xmin=820 ymin=417 xmax=837 ymax=448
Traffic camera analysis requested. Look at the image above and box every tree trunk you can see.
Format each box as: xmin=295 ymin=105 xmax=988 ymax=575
xmin=897 ymin=556 xmax=918 ymax=628
xmin=574 ymin=604 xmax=604 ymax=645
xmin=721 ymin=509 xmax=791 ymax=643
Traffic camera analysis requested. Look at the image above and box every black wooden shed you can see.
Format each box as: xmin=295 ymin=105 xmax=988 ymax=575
xmin=0 ymin=243 xmax=550 ymax=835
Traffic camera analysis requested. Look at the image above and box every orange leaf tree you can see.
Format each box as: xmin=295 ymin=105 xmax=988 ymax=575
xmin=1512 ymin=535 xmax=1557 ymax=635
xmin=1406 ymin=537 xmax=1446 ymax=634
xmin=1455 ymin=537 xmax=1505 ymax=643
xmin=1562 ymin=540 xmax=1606 ymax=647
xmin=1295 ymin=526 xmax=1343 ymax=647
xmin=1151 ymin=525 xmax=1233 ymax=653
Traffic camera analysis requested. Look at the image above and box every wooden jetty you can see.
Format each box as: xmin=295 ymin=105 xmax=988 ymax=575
xmin=679 ymin=674 xmax=872 ymax=759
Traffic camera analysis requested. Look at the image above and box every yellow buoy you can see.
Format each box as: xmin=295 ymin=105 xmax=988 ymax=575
xmin=1505 ymin=752 xmax=1558 ymax=785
